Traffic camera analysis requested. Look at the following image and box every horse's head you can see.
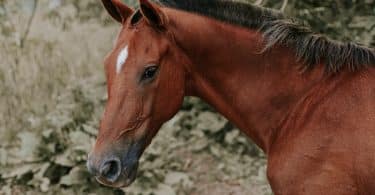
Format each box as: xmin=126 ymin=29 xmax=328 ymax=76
xmin=87 ymin=0 xmax=188 ymax=188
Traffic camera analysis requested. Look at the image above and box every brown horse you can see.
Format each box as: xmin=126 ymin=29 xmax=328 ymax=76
xmin=87 ymin=0 xmax=375 ymax=194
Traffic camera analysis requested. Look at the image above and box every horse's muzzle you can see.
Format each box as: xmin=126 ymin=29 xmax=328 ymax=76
xmin=87 ymin=145 xmax=141 ymax=188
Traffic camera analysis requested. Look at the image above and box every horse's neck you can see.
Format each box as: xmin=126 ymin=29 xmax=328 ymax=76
xmin=168 ymin=9 xmax=326 ymax=153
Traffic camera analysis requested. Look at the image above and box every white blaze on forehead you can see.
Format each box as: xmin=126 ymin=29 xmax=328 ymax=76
xmin=116 ymin=45 xmax=128 ymax=74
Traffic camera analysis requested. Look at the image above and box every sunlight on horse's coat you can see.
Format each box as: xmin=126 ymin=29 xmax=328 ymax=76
xmin=116 ymin=45 xmax=128 ymax=74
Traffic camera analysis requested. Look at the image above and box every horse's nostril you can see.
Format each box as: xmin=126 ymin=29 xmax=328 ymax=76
xmin=99 ymin=158 xmax=121 ymax=182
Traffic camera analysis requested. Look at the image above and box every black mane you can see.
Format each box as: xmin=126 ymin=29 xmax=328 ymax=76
xmin=158 ymin=0 xmax=375 ymax=72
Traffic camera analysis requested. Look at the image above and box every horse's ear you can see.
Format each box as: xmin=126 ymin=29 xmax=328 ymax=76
xmin=101 ymin=0 xmax=134 ymax=23
xmin=139 ymin=0 xmax=167 ymax=27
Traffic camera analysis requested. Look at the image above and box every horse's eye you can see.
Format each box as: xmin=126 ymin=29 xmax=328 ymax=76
xmin=141 ymin=66 xmax=158 ymax=81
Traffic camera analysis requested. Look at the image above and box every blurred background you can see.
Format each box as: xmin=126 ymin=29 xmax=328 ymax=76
xmin=0 ymin=0 xmax=374 ymax=194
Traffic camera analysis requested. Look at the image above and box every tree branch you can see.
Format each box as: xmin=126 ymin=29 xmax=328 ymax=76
xmin=20 ymin=0 xmax=38 ymax=48
xmin=280 ymin=0 xmax=288 ymax=12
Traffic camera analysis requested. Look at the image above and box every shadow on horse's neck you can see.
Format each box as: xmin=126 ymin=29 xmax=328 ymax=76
xmin=166 ymin=8 xmax=330 ymax=153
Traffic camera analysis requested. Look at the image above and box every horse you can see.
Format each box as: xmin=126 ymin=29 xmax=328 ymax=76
xmin=87 ymin=0 xmax=375 ymax=194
